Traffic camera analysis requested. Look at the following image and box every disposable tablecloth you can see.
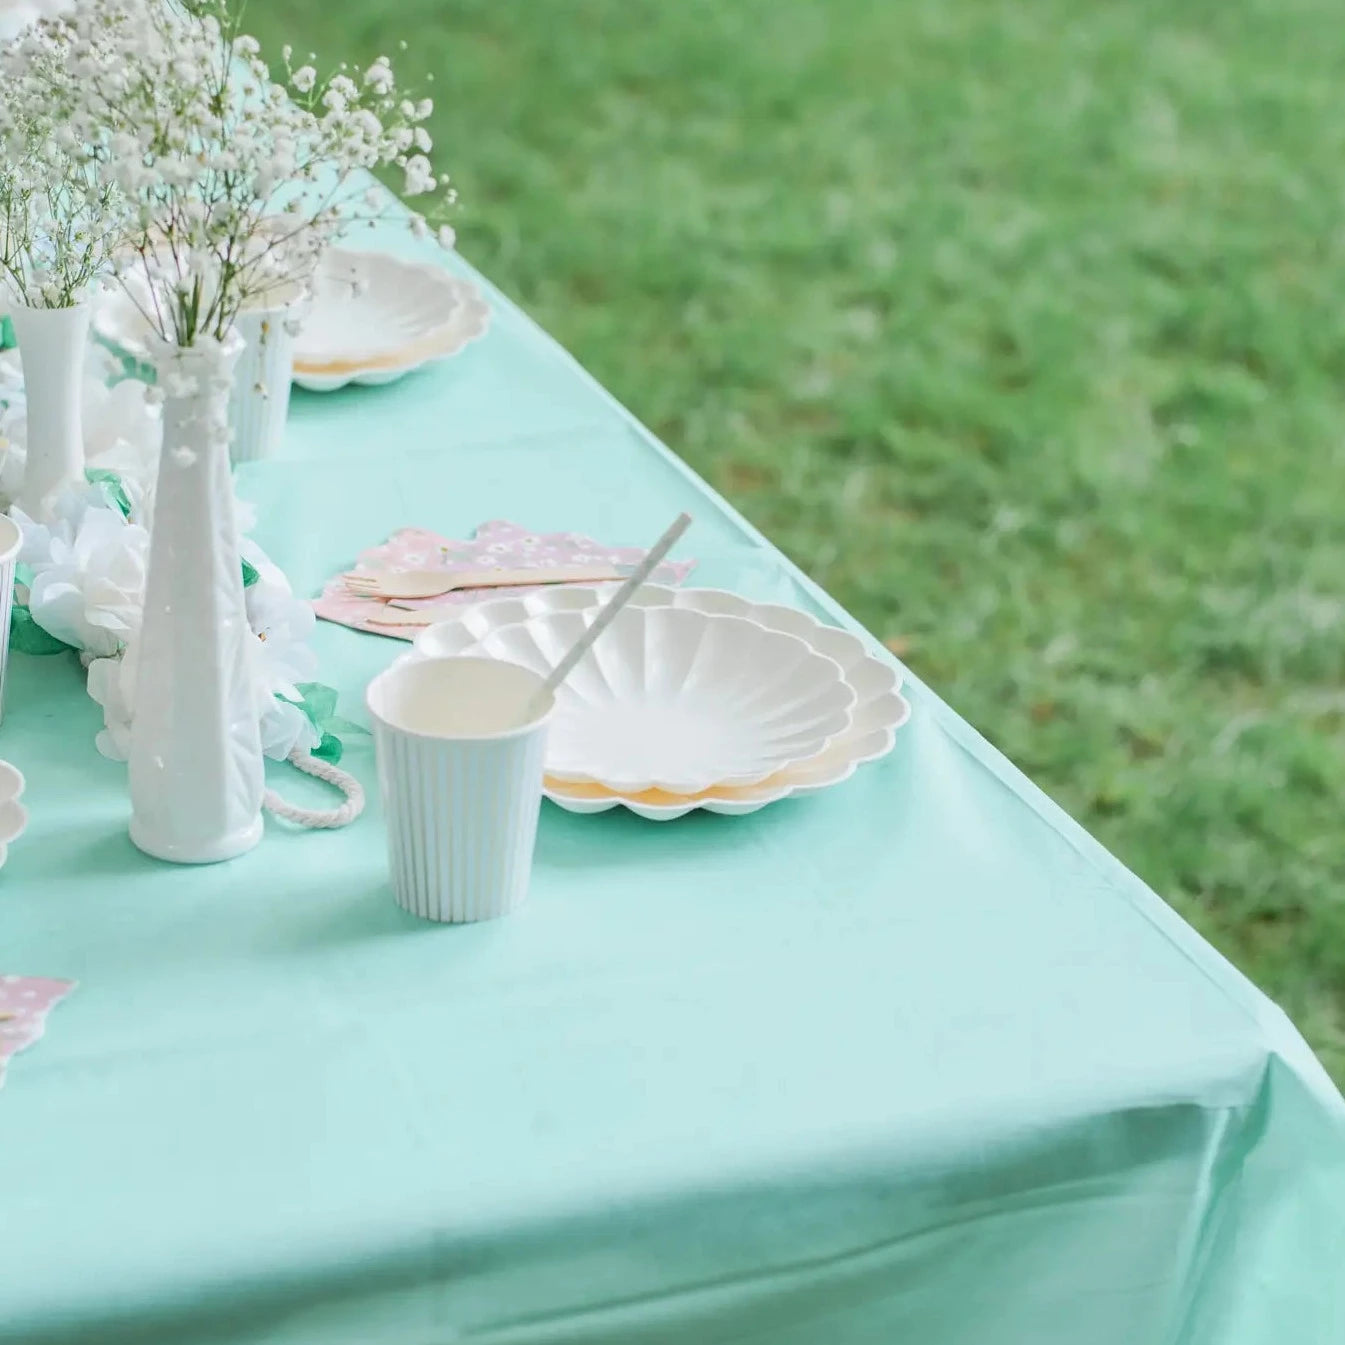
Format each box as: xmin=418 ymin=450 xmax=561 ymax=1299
xmin=2 ymin=243 xmax=1344 ymax=1345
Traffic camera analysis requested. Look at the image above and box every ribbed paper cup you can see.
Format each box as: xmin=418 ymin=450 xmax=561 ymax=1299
xmin=0 ymin=515 xmax=19 ymax=724
xmin=367 ymin=657 xmax=554 ymax=922
xmin=228 ymin=288 xmax=301 ymax=466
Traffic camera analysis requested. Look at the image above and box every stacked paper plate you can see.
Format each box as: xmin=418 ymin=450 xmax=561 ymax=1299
xmin=291 ymin=249 xmax=490 ymax=390
xmin=408 ymin=586 xmax=911 ymax=820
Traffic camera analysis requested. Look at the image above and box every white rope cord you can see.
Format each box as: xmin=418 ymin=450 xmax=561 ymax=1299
xmin=262 ymin=750 xmax=366 ymax=829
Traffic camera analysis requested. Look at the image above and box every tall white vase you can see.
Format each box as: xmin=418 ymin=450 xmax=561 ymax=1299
xmin=229 ymin=299 xmax=297 ymax=466
xmin=9 ymin=300 xmax=90 ymax=518
xmin=128 ymin=331 xmax=265 ymax=863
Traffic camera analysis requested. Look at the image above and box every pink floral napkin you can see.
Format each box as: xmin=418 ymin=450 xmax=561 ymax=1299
xmin=315 ymin=519 xmax=697 ymax=640
xmin=0 ymin=977 xmax=75 ymax=1089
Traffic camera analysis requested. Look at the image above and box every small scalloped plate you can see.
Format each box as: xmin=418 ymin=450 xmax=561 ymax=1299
xmin=408 ymin=586 xmax=910 ymax=818
xmin=459 ymin=606 xmax=855 ymax=795
xmin=291 ymin=250 xmax=490 ymax=390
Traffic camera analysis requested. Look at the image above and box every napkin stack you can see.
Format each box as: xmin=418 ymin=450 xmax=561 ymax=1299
xmin=314 ymin=519 xmax=697 ymax=640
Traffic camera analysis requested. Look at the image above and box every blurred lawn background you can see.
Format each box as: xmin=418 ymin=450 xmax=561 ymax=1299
xmin=252 ymin=0 xmax=1345 ymax=1077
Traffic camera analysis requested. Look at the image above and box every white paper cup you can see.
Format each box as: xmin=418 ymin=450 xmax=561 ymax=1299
xmin=366 ymin=656 xmax=554 ymax=923
xmin=0 ymin=515 xmax=19 ymax=724
xmin=228 ymin=296 xmax=299 ymax=466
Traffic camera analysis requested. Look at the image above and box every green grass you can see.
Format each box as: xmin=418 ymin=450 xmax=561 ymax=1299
xmin=254 ymin=0 xmax=1345 ymax=1078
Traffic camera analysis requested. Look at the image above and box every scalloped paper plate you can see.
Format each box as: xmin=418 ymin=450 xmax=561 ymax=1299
xmin=291 ymin=250 xmax=490 ymax=390
xmin=459 ymin=606 xmax=855 ymax=795
xmin=406 ymin=585 xmax=910 ymax=818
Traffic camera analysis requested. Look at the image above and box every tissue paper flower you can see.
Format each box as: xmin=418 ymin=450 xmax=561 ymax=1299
xmin=245 ymin=575 xmax=322 ymax=760
xmin=0 ymin=760 xmax=28 ymax=868
xmin=85 ymin=643 xmax=134 ymax=760
xmin=20 ymin=501 xmax=149 ymax=657
xmin=82 ymin=377 xmax=162 ymax=523
xmin=246 ymin=578 xmax=319 ymax=701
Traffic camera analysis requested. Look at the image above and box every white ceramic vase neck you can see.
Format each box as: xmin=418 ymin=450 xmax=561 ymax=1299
xmin=127 ymin=332 xmax=265 ymax=863
xmin=8 ymin=299 xmax=91 ymax=519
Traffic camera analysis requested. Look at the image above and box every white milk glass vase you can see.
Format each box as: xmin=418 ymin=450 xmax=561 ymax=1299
xmin=128 ymin=330 xmax=264 ymax=863
xmin=8 ymin=299 xmax=91 ymax=518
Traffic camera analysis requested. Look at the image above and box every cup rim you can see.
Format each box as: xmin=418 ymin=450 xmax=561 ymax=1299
xmin=366 ymin=654 xmax=555 ymax=743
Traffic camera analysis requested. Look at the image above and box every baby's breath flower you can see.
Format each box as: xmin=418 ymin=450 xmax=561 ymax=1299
xmin=364 ymin=58 xmax=393 ymax=95
xmin=9 ymin=0 xmax=458 ymax=340
xmin=403 ymin=154 xmax=437 ymax=196
xmin=0 ymin=12 xmax=135 ymax=307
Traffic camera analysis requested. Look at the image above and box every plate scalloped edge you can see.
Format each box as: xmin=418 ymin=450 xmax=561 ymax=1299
xmin=461 ymin=606 xmax=857 ymax=795
xmin=290 ymin=256 xmax=491 ymax=391
xmin=405 ymin=585 xmax=911 ymax=819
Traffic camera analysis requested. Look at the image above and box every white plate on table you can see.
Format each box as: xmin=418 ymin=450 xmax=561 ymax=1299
xmin=457 ymin=605 xmax=855 ymax=796
xmin=407 ymin=585 xmax=910 ymax=818
xmin=292 ymin=249 xmax=490 ymax=390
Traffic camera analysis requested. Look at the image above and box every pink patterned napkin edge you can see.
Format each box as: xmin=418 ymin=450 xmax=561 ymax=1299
xmin=0 ymin=976 xmax=75 ymax=1089
xmin=315 ymin=519 xmax=697 ymax=640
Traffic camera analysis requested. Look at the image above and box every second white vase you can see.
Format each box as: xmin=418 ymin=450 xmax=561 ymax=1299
xmin=8 ymin=299 xmax=90 ymax=518
xmin=127 ymin=331 xmax=265 ymax=864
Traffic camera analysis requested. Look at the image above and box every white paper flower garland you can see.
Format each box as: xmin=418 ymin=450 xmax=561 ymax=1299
xmin=0 ymin=345 xmax=365 ymax=810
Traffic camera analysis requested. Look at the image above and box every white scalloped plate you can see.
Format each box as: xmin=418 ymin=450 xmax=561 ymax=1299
xmin=292 ymin=250 xmax=490 ymax=390
xmin=457 ymin=606 xmax=854 ymax=795
xmin=407 ymin=586 xmax=910 ymax=818
xmin=92 ymin=249 xmax=489 ymax=391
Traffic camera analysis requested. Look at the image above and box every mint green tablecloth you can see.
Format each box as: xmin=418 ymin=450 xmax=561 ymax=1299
xmin=2 ymin=248 xmax=1345 ymax=1345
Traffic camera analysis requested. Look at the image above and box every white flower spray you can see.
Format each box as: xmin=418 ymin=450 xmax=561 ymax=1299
xmin=29 ymin=0 xmax=458 ymax=347
xmin=0 ymin=0 xmax=413 ymax=794
xmin=0 ymin=12 xmax=132 ymax=307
